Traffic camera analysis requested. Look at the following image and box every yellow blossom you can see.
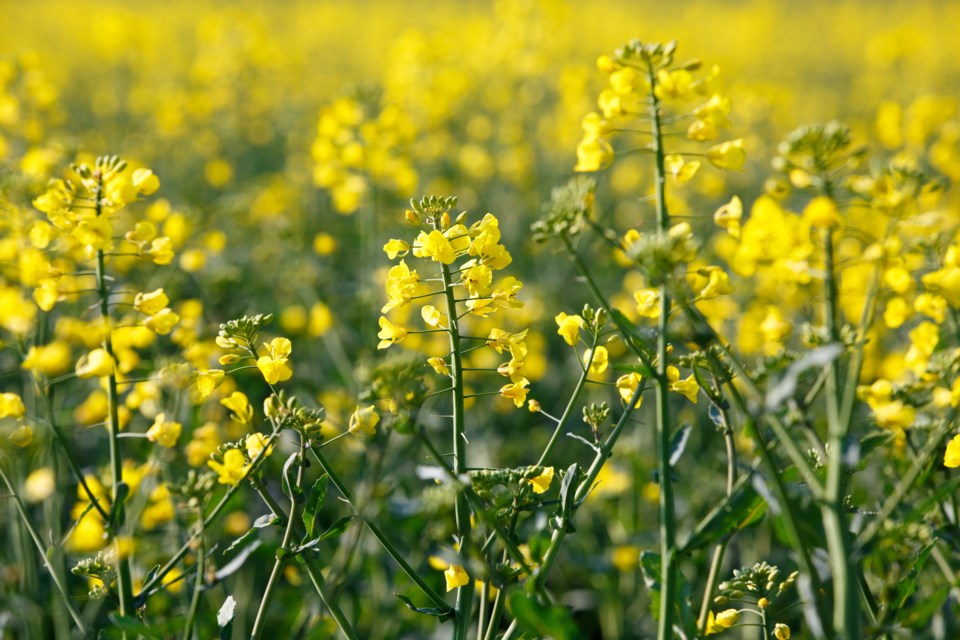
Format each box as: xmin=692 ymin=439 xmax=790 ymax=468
xmin=0 ymin=393 xmax=26 ymax=419
xmin=584 ymin=346 xmax=609 ymax=374
xmin=24 ymin=468 xmax=56 ymax=503
xmin=245 ymin=433 xmax=274 ymax=459
xmin=196 ymin=369 xmax=225 ymax=399
xmin=221 ymin=391 xmax=254 ymax=424
xmin=383 ymin=239 xmax=410 ymax=259
xmin=10 ymin=425 xmax=33 ymax=447
xmin=257 ymin=337 xmax=293 ymax=384
xmin=21 ymin=341 xmax=71 ymax=377
xmin=634 ymin=288 xmax=661 ymax=318
xmin=944 ymin=435 xmax=960 ymax=468
xmin=667 ymin=366 xmax=699 ymax=403
xmin=415 ymin=229 xmax=456 ymax=264
xmin=714 ymin=195 xmax=742 ymax=238
xmin=444 ymin=565 xmax=470 ymax=592
xmin=146 ymin=236 xmax=175 ymax=265
xmin=421 ymin=305 xmax=448 ymax=328
xmin=706 ymin=138 xmax=746 ymax=171
xmin=773 ymin=623 xmax=790 ymax=640
xmin=377 ymin=316 xmax=408 ymax=349
xmin=427 ymin=357 xmax=450 ymax=376
xmin=75 ymin=348 xmax=116 ymax=378
xmin=144 ymin=308 xmax=180 ymax=335
xmin=500 ymin=380 xmax=530 ymax=408
xmin=574 ymin=136 xmax=614 ymax=172
xmin=527 ymin=467 xmax=554 ymax=494
xmin=208 ymin=449 xmax=250 ymax=485
xmin=348 ymin=405 xmax=379 ymax=437
xmin=133 ymin=288 xmax=169 ymax=315
xmin=146 ymin=413 xmax=182 ymax=447
xmin=555 ymin=312 xmax=584 ymax=346
xmin=803 ymin=196 xmax=841 ymax=228
xmin=616 ymin=372 xmax=644 ymax=408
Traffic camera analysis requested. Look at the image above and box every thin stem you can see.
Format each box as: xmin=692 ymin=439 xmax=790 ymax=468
xmin=181 ymin=509 xmax=205 ymax=640
xmin=311 ymin=449 xmax=452 ymax=613
xmin=536 ymin=330 xmax=598 ymax=466
xmin=93 ymin=171 xmax=134 ymax=622
xmin=646 ymin=58 xmax=678 ymax=640
xmin=435 ymin=215 xmax=474 ymax=640
xmin=0 ymin=462 xmax=88 ymax=635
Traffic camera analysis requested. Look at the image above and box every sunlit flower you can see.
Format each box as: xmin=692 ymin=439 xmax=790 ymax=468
xmin=349 ymin=405 xmax=379 ymax=437
xmin=146 ymin=413 xmax=182 ymax=448
xmin=555 ymin=312 xmax=584 ymax=346
xmin=208 ymin=449 xmax=250 ymax=485
xmin=527 ymin=467 xmax=554 ymax=494
xmin=377 ymin=316 xmax=408 ymax=349
xmin=76 ymin=348 xmax=116 ymax=378
xmin=444 ymin=565 xmax=470 ymax=592
xmin=257 ymin=337 xmax=293 ymax=384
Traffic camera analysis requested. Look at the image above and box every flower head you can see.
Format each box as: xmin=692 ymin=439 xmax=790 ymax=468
xmin=208 ymin=449 xmax=250 ymax=485
xmin=349 ymin=405 xmax=380 ymax=437
xmin=146 ymin=413 xmax=182 ymax=448
xmin=444 ymin=565 xmax=470 ymax=592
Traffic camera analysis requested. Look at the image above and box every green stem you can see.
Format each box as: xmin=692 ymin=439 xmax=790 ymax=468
xmin=697 ymin=403 xmax=737 ymax=633
xmin=311 ymin=449 xmax=452 ymax=613
xmin=181 ymin=510 xmax=205 ymax=640
xmin=820 ymin=223 xmax=859 ymax=639
xmin=536 ymin=330 xmax=599 ymax=466
xmin=252 ymin=440 xmax=307 ymax=638
xmin=647 ymin=58 xmax=678 ymax=640
xmin=0 ymin=461 xmax=88 ymax=635
xmin=93 ymin=172 xmax=134 ymax=623
xmin=436 ymin=216 xmax=474 ymax=640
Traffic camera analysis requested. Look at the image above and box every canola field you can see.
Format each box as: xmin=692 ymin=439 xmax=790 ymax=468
xmin=2 ymin=1 xmax=960 ymax=638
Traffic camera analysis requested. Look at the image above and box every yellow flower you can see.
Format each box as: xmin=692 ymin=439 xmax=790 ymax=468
xmin=667 ymin=366 xmax=699 ymax=403
xmin=257 ymin=337 xmax=293 ymax=384
xmin=574 ymin=136 xmax=614 ymax=172
xmin=944 ymin=435 xmax=960 ymax=468
xmin=616 ymin=372 xmax=643 ymax=408
xmin=133 ymin=288 xmax=169 ymax=316
xmin=146 ymin=236 xmax=175 ymax=265
xmin=803 ymin=196 xmax=841 ymax=228
xmin=444 ymin=565 xmax=470 ymax=592
xmin=715 ymin=609 xmax=740 ymax=628
xmin=414 ymin=230 xmax=456 ymax=264
xmin=500 ymin=380 xmax=530 ymax=408
xmin=527 ymin=467 xmax=554 ymax=494
xmin=555 ymin=312 xmax=584 ymax=346
xmin=196 ymin=369 xmax=225 ymax=398
xmin=427 ymin=357 xmax=450 ymax=376
xmin=634 ymin=288 xmax=661 ymax=318
xmin=664 ymin=154 xmax=700 ymax=184
xmin=146 ymin=413 xmax=182 ymax=448
xmin=773 ymin=623 xmax=790 ymax=640
xmin=24 ymin=468 xmax=56 ymax=503
xmin=245 ymin=433 xmax=274 ymax=459
xmin=487 ymin=328 xmax=528 ymax=354
xmin=221 ymin=391 xmax=254 ymax=424
xmin=714 ymin=195 xmax=742 ymax=238
xmin=348 ymin=405 xmax=379 ymax=437
xmin=22 ymin=341 xmax=72 ymax=377
xmin=377 ymin=316 xmax=408 ymax=349
xmin=383 ymin=239 xmax=410 ymax=259
xmin=131 ymin=168 xmax=160 ymax=196
xmin=144 ymin=308 xmax=180 ymax=335
xmin=706 ymin=138 xmax=746 ymax=171
xmin=584 ymin=346 xmax=609 ymax=374
xmin=208 ymin=449 xmax=250 ymax=486
xmin=0 ymin=393 xmax=26 ymax=419
xmin=75 ymin=348 xmax=116 ymax=378
xmin=421 ymin=305 xmax=448 ymax=328
xmin=382 ymin=260 xmax=420 ymax=313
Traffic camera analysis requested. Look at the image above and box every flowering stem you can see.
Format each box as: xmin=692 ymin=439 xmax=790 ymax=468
xmin=0 ymin=462 xmax=88 ymax=635
xmin=311 ymin=449 xmax=453 ymax=613
xmin=180 ymin=507 xmax=205 ymax=640
xmin=93 ymin=173 xmax=135 ymax=625
xmin=435 ymin=219 xmax=474 ymax=639
xmin=820 ymin=214 xmax=860 ymax=639
xmin=646 ymin=58 xmax=678 ymax=640
xmin=697 ymin=402 xmax=737 ymax=632
xmin=536 ymin=329 xmax=598 ymax=466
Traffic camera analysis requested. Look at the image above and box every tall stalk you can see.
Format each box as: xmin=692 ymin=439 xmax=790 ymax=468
xmin=92 ymin=169 xmax=135 ymax=621
xmin=646 ymin=58 xmax=678 ymax=640
xmin=435 ymin=214 xmax=474 ymax=640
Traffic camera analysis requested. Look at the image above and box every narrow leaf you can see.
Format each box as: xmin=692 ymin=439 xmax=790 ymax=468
xmin=765 ymin=343 xmax=844 ymax=410
xmin=395 ymin=593 xmax=454 ymax=621
xmin=508 ymin=591 xmax=578 ymax=640
xmin=669 ymin=423 xmax=692 ymax=467
xmin=302 ymin=475 xmax=329 ymax=539
xmin=679 ymin=473 xmax=766 ymax=553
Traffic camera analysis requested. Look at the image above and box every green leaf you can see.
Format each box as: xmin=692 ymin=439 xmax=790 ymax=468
xmin=225 ymin=514 xmax=279 ymax=554
xmin=395 ymin=593 xmax=455 ymax=622
xmin=317 ymin=515 xmax=356 ymax=541
xmin=508 ymin=590 xmax=579 ymax=640
xmin=281 ymin=452 xmax=300 ymax=499
xmin=899 ymin=584 xmax=949 ymax=628
xmin=214 ymin=539 xmax=263 ymax=582
xmin=302 ymin=475 xmax=329 ymax=539
xmin=765 ymin=343 xmax=844 ymax=410
xmin=104 ymin=615 xmax=163 ymax=640
xmin=892 ymin=540 xmax=937 ymax=613
xmin=679 ymin=472 xmax=766 ymax=553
